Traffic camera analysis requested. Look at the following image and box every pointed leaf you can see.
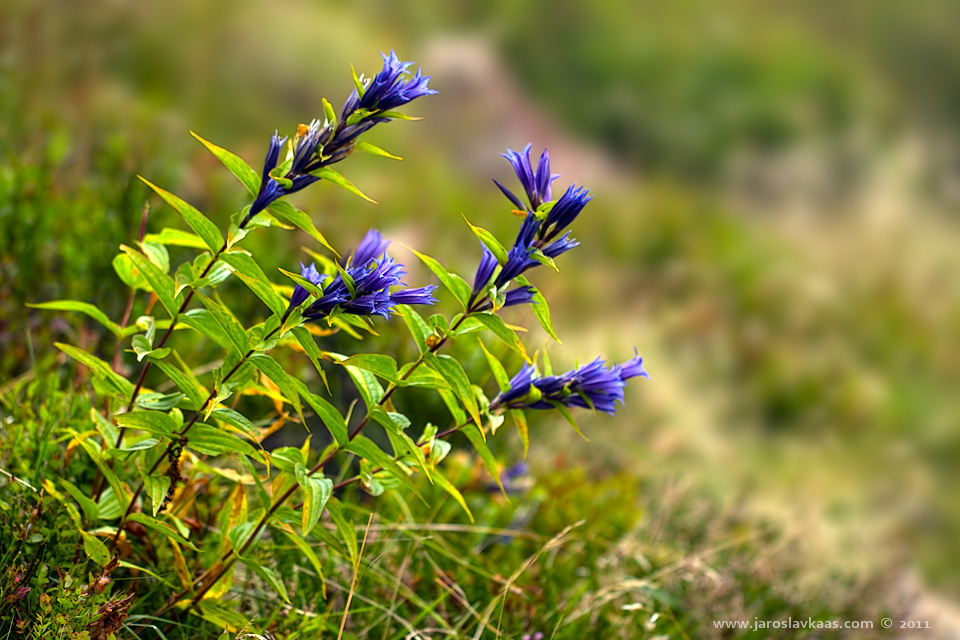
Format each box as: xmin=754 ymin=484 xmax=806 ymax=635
xmin=120 ymin=245 xmax=180 ymax=317
xmin=516 ymin=276 xmax=560 ymax=342
xmin=462 ymin=422 xmax=503 ymax=495
xmin=28 ymin=301 xmax=120 ymax=335
xmin=249 ymin=354 xmax=304 ymax=423
xmin=294 ymin=380 xmax=348 ymax=446
xmin=195 ymin=292 xmax=248 ymax=355
xmin=472 ymin=313 xmax=530 ymax=362
xmin=425 ymin=353 xmax=481 ymax=426
xmin=221 ymin=252 xmax=287 ymax=318
xmin=139 ymin=176 xmax=223 ymax=253
xmin=55 ymin=343 xmax=133 ymax=399
xmin=462 ymin=214 xmax=508 ymax=264
xmin=354 ymin=140 xmax=401 ymax=160
xmin=408 ymin=247 xmax=471 ymax=308
xmin=295 ymin=464 xmax=333 ymax=536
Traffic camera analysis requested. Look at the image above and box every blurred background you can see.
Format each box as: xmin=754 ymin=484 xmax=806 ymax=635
xmin=2 ymin=0 xmax=959 ymax=632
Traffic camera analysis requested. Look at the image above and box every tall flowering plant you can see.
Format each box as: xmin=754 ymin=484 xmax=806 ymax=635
xmin=28 ymin=51 xmax=647 ymax=634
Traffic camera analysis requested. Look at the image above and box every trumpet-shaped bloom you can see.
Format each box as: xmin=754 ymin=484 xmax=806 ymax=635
xmin=471 ymin=244 xmax=498 ymax=299
xmin=490 ymin=352 xmax=649 ymax=415
xmin=302 ymin=230 xmax=436 ymax=321
xmin=342 ymin=50 xmax=438 ymax=118
xmin=542 ymin=184 xmax=592 ymax=242
xmin=493 ymin=144 xmax=559 ymax=211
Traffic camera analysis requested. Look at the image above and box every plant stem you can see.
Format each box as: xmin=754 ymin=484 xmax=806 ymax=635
xmin=116 ymin=238 xmax=230 ymax=448
xmin=109 ymin=322 xmax=283 ymax=551
xmin=172 ymin=305 xmax=479 ymax=613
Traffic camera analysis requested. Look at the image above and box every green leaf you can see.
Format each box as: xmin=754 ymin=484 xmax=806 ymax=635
xmin=143 ymin=474 xmax=171 ymax=517
xmin=188 ymin=424 xmax=259 ymax=458
xmin=209 ymin=407 xmax=259 ymax=440
xmin=438 ymin=388 xmax=466 ymax=426
xmin=120 ymin=245 xmax=180 ymax=317
xmin=510 ymin=409 xmax=529 ymax=458
xmin=280 ymin=268 xmax=324 ymax=300
xmin=326 ymin=499 xmax=357 ymax=564
xmin=397 ymin=364 xmax=449 ymax=390
xmin=140 ymin=240 xmax=170 ymax=272
xmin=396 ymin=305 xmax=430 ymax=352
xmin=266 ymin=201 xmax=339 ymax=257
xmin=516 ymin=276 xmax=560 ymax=342
xmin=80 ymin=531 xmax=110 ymax=566
xmin=241 ymin=559 xmax=290 ymax=603
xmin=549 ymin=400 xmax=589 ymax=440
xmin=477 ymin=339 xmax=510 ymax=393
xmin=270 ymin=447 xmax=305 ymax=473
xmin=381 ymin=425 xmax=431 ymax=484
xmin=191 ymin=131 xmax=261 ymax=195
xmin=55 ymin=343 xmax=133 ymax=399
xmin=112 ymin=253 xmax=149 ymax=291
xmin=180 ymin=309 xmax=234 ymax=351
xmin=136 ymin=392 xmax=185 ymax=411
xmin=221 ymin=252 xmax=287 ymax=319
xmin=130 ymin=335 xmax=171 ymax=362
xmin=336 ymin=354 xmax=400 ymax=384
xmin=28 ymin=300 xmax=120 ymax=335
xmin=408 ymin=247 xmax=471 ymax=308
xmin=106 ymin=436 xmax=161 ymax=455
xmin=472 ymin=313 xmax=530 ymax=362
xmin=128 ymin=513 xmax=198 ymax=551
xmin=76 ymin=439 xmax=127 ymax=503
xmin=154 ymin=360 xmax=206 ymax=410
xmin=278 ymin=528 xmax=325 ymax=593
xmin=295 ymin=464 xmax=333 ymax=536
xmin=294 ymin=380 xmax=348 ymax=446
xmin=139 ymin=176 xmax=223 ymax=253
xmin=97 ymin=487 xmax=123 ymax=520
xmin=195 ymin=292 xmax=249 ymax=356
xmin=432 ymin=471 xmax=474 ymax=523
xmin=115 ymin=410 xmax=178 ymax=438
xmin=461 ymin=214 xmax=509 ymax=264
xmin=290 ymin=326 xmax=328 ymax=388
xmin=338 ymin=358 xmax=385 ymax=408
xmin=425 ymin=353 xmax=481 ymax=426
xmin=354 ymin=140 xmax=402 ymax=160
xmin=60 ymin=479 xmax=99 ymax=521
xmin=143 ymin=227 xmax=209 ymax=249
xmin=346 ymin=436 xmax=419 ymax=497
xmin=462 ymin=422 xmax=504 ymax=495
xmin=249 ymin=354 xmax=304 ymax=423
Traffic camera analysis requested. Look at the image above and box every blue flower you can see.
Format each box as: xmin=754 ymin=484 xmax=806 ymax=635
xmin=246 ymin=122 xmax=328 ymax=225
xmin=302 ymin=230 xmax=436 ymax=321
xmin=490 ymin=353 xmax=649 ymax=415
xmin=494 ymin=214 xmax=541 ymax=287
xmin=542 ymin=231 xmax=580 ymax=259
xmin=493 ymin=144 xmax=559 ymax=211
xmin=541 ymin=184 xmax=592 ymax=242
xmin=288 ymin=262 xmax=327 ymax=312
xmin=471 ymin=243 xmax=498 ymax=301
xmin=244 ymin=53 xmax=436 ymax=227
xmin=342 ymin=50 xmax=438 ymax=119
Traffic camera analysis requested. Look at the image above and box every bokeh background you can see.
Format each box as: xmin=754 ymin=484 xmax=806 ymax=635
xmin=3 ymin=0 xmax=960 ymax=633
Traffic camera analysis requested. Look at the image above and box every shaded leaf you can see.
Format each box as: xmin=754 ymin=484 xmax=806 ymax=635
xmin=28 ymin=300 xmax=120 ymax=335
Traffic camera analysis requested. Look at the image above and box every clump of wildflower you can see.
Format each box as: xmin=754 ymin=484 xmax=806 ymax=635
xmin=297 ymin=230 xmax=437 ymax=321
xmin=490 ymin=352 xmax=649 ymax=415
xmin=245 ymin=51 xmax=436 ymax=225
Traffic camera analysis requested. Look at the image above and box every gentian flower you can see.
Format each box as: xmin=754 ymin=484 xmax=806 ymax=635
xmin=244 ymin=52 xmax=436 ymax=226
xmin=342 ymin=50 xmax=438 ymax=118
xmin=493 ymin=144 xmax=559 ymax=211
xmin=302 ymin=230 xmax=436 ymax=321
xmin=490 ymin=352 xmax=649 ymax=415
xmin=540 ymin=184 xmax=592 ymax=243
xmin=494 ymin=213 xmax=541 ymax=287
xmin=287 ymin=262 xmax=327 ymax=312
xmin=470 ymin=244 xmax=498 ymax=303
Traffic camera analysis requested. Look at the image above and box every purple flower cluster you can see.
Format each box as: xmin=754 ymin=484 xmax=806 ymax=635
xmin=490 ymin=353 xmax=649 ymax=415
xmin=469 ymin=145 xmax=592 ymax=309
xmin=288 ymin=230 xmax=437 ymax=321
xmin=245 ymin=51 xmax=436 ymax=225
